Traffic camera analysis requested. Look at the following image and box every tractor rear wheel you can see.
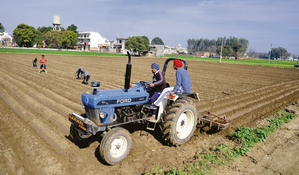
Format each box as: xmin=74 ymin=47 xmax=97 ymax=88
xmin=99 ymin=127 xmax=132 ymax=165
xmin=163 ymin=98 xmax=198 ymax=146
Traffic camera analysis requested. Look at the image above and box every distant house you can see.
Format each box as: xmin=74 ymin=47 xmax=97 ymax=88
xmin=0 ymin=32 xmax=13 ymax=46
xmin=112 ymin=37 xmax=128 ymax=54
xmin=195 ymin=51 xmax=216 ymax=57
xmin=164 ymin=44 xmax=188 ymax=54
xmin=149 ymin=44 xmax=164 ymax=57
xmin=78 ymin=32 xmax=108 ymax=51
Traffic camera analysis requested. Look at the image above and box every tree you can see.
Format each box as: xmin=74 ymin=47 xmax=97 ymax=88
xmin=151 ymin=37 xmax=164 ymax=45
xmin=61 ymin=30 xmax=78 ymax=48
xmin=33 ymin=26 xmax=53 ymax=47
xmin=37 ymin=26 xmax=53 ymax=34
xmin=43 ymin=30 xmax=63 ymax=48
xmin=67 ymin=24 xmax=78 ymax=35
xmin=141 ymin=36 xmax=150 ymax=51
xmin=187 ymin=37 xmax=248 ymax=57
xmin=216 ymin=45 xmax=234 ymax=58
xmin=13 ymin=23 xmax=36 ymax=47
xmin=125 ymin=36 xmax=147 ymax=56
xmin=225 ymin=37 xmax=249 ymax=58
xmin=269 ymin=47 xmax=291 ymax=60
xmin=0 ymin=23 xmax=5 ymax=33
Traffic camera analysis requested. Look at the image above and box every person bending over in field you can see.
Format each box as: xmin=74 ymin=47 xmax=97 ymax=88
xmin=33 ymin=58 xmax=37 ymax=68
xmin=75 ymin=67 xmax=85 ymax=79
xmin=82 ymin=71 xmax=90 ymax=85
xmin=39 ymin=55 xmax=47 ymax=73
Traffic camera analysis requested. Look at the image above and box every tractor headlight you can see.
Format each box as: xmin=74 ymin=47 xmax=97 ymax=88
xmin=100 ymin=111 xmax=108 ymax=119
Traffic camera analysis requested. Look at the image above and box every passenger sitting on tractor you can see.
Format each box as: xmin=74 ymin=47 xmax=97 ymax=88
xmin=169 ymin=59 xmax=191 ymax=96
xmin=148 ymin=63 xmax=166 ymax=117
xmin=82 ymin=71 xmax=90 ymax=85
xmin=75 ymin=67 xmax=85 ymax=79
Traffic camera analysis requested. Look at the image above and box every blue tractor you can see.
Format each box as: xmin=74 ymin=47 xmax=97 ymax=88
xmin=69 ymin=52 xmax=200 ymax=165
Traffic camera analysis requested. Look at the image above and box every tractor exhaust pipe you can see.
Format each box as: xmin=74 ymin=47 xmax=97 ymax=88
xmin=124 ymin=51 xmax=132 ymax=92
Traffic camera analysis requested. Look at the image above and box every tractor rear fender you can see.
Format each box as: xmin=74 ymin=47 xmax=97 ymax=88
xmin=178 ymin=92 xmax=200 ymax=101
xmin=153 ymin=88 xmax=200 ymax=121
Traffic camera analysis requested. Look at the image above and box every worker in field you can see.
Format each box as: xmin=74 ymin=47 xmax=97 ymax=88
xmin=169 ymin=59 xmax=191 ymax=96
xmin=148 ymin=63 xmax=166 ymax=119
xmin=39 ymin=55 xmax=47 ymax=73
xmin=32 ymin=58 xmax=37 ymax=68
xmin=75 ymin=67 xmax=85 ymax=79
xmin=82 ymin=71 xmax=90 ymax=85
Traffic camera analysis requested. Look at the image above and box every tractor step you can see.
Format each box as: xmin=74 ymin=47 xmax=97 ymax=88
xmin=144 ymin=104 xmax=157 ymax=110
xmin=146 ymin=115 xmax=158 ymax=131
xmin=146 ymin=121 xmax=156 ymax=131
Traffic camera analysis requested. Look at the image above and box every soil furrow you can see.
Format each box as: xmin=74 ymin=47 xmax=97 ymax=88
xmin=0 ymin=99 xmax=68 ymax=175
xmin=0 ymin=74 xmax=70 ymax=134
xmin=0 ymin=85 xmax=70 ymax=154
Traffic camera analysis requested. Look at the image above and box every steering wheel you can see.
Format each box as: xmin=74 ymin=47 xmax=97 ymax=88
xmin=139 ymin=81 xmax=150 ymax=89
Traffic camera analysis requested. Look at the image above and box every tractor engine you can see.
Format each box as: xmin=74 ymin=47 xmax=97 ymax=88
xmin=114 ymin=105 xmax=143 ymax=123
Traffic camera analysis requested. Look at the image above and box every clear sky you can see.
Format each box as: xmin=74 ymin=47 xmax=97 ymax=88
xmin=2 ymin=0 xmax=299 ymax=55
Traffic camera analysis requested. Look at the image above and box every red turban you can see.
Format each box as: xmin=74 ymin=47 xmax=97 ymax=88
xmin=173 ymin=59 xmax=183 ymax=68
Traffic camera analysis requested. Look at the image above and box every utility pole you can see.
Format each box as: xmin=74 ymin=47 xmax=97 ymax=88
xmin=220 ymin=37 xmax=224 ymax=63
xmin=269 ymin=43 xmax=272 ymax=64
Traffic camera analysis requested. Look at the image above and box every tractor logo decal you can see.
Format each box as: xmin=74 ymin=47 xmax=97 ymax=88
xmin=117 ymin=98 xmax=132 ymax=104
xmin=85 ymin=97 xmax=89 ymax=104
xmin=97 ymin=96 xmax=147 ymax=105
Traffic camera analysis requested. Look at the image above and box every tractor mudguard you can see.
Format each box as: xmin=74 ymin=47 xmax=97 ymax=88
xmin=177 ymin=92 xmax=200 ymax=101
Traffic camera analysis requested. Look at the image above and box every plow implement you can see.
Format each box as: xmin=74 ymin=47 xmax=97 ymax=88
xmin=200 ymin=111 xmax=230 ymax=130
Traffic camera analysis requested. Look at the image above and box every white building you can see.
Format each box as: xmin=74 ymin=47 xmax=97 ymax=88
xmin=78 ymin=32 xmax=108 ymax=51
xmin=0 ymin=32 xmax=13 ymax=46
xmin=111 ymin=37 xmax=128 ymax=54
xmin=164 ymin=44 xmax=188 ymax=54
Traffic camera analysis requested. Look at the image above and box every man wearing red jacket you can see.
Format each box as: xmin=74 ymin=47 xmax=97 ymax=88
xmin=39 ymin=55 xmax=47 ymax=73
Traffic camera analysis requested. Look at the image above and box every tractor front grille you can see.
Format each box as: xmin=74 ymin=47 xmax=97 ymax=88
xmin=84 ymin=105 xmax=101 ymax=125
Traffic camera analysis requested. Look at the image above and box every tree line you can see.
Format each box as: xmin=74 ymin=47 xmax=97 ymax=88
xmin=187 ymin=37 xmax=249 ymax=58
xmin=247 ymin=47 xmax=292 ymax=60
xmin=3 ymin=23 xmax=166 ymax=51
xmin=11 ymin=23 xmax=79 ymax=49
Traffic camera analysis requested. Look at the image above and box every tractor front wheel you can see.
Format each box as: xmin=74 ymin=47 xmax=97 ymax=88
xmin=163 ymin=98 xmax=198 ymax=146
xmin=99 ymin=127 xmax=132 ymax=165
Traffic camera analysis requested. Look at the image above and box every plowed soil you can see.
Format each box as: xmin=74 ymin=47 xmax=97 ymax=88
xmin=1 ymin=53 xmax=299 ymax=175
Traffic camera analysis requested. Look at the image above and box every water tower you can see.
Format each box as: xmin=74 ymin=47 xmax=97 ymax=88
xmin=53 ymin=15 xmax=61 ymax=31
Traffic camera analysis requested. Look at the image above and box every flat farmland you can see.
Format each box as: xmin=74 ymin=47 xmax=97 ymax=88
xmin=1 ymin=53 xmax=299 ymax=175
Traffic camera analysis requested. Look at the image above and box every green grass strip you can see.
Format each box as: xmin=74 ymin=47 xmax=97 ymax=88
xmin=164 ymin=54 xmax=297 ymax=68
xmin=0 ymin=48 xmax=126 ymax=57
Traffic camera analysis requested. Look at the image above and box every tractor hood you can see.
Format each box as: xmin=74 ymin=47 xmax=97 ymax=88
xmin=81 ymin=85 xmax=149 ymax=108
